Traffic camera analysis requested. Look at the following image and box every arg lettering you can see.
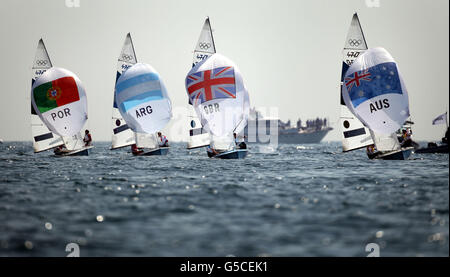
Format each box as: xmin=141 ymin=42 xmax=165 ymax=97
xmin=370 ymin=99 xmax=390 ymax=113
xmin=204 ymin=103 xmax=220 ymax=115
xmin=136 ymin=106 xmax=153 ymax=118
xmin=51 ymin=108 xmax=71 ymax=121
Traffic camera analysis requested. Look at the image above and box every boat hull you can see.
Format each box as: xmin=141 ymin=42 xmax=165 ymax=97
xmin=133 ymin=147 xmax=169 ymax=156
xmin=55 ymin=146 xmax=92 ymax=157
xmin=370 ymin=147 xmax=413 ymax=160
xmin=213 ymin=149 xmax=248 ymax=159
xmin=415 ymin=144 xmax=449 ymax=154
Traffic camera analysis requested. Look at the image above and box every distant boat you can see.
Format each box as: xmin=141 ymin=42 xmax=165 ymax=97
xmin=30 ymin=39 xmax=91 ymax=156
xmin=0 ymin=138 xmax=3 ymax=144
xmin=114 ymin=61 xmax=172 ymax=156
xmin=187 ymin=17 xmax=216 ymax=149
xmin=111 ymin=33 xmax=138 ymax=150
xmin=243 ymin=109 xmax=332 ymax=144
xmin=185 ymin=53 xmax=250 ymax=159
xmin=415 ymin=112 xmax=449 ymax=154
xmin=341 ymin=47 xmax=414 ymax=160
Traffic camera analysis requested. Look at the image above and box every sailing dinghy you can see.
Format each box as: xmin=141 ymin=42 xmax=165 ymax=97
xmin=341 ymin=47 xmax=413 ymax=160
xmin=187 ymin=17 xmax=216 ymax=149
xmin=185 ymin=53 xmax=250 ymax=159
xmin=114 ymin=62 xmax=172 ymax=156
xmin=31 ymin=39 xmax=91 ymax=156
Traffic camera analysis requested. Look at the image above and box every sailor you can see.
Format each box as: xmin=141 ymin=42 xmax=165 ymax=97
xmin=366 ymin=144 xmax=379 ymax=159
xmin=54 ymin=144 xmax=68 ymax=155
xmin=206 ymin=145 xmax=218 ymax=158
xmin=83 ymin=130 xmax=92 ymax=146
xmin=131 ymin=144 xmax=143 ymax=155
xmin=233 ymin=133 xmax=247 ymax=149
xmin=158 ymin=132 xmax=169 ymax=147
xmin=400 ymin=129 xmax=412 ymax=147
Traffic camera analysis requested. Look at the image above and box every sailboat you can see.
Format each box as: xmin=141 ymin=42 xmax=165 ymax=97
xmin=341 ymin=47 xmax=414 ymax=160
xmin=185 ymin=53 xmax=250 ymax=159
xmin=31 ymin=39 xmax=91 ymax=156
xmin=415 ymin=112 xmax=449 ymax=154
xmin=187 ymin=17 xmax=216 ymax=149
xmin=340 ymin=13 xmax=374 ymax=152
xmin=114 ymin=61 xmax=172 ymax=156
xmin=111 ymin=33 xmax=138 ymax=150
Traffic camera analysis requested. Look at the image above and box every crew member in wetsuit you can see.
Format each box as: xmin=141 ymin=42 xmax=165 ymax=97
xmin=366 ymin=144 xmax=378 ymax=159
xmin=206 ymin=145 xmax=219 ymax=158
xmin=233 ymin=133 xmax=247 ymax=149
xmin=131 ymin=144 xmax=144 ymax=155
xmin=400 ymin=129 xmax=412 ymax=147
xmin=158 ymin=132 xmax=169 ymax=147
xmin=83 ymin=130 xmax=92 ymax=146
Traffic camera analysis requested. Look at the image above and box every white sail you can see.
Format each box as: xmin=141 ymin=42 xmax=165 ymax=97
xmin=370 ymin=130 xmax=401 ymax=152
xmin=340 ymin=13 xmax=373 ymax=152
xmin=62 ymin=133 xmax=85 ymax=151
xmin=115 ymin=63 xmax=172 ymax=148
xmin=187 ymin=17 xmax=216 ymax=149
xmin=135 ymin=133 xmax=158 ymax=149
xmin=31 ymin=39 xmax=64 ymax=152
xmin=111 ymin=33 xmax=137 ymax=149
xmin=185 ymin=53 xmax=249 ymax=151
xmin=193 ymin=17 xmax=216 ymax=67
xmin=342 ymin=47 xmax=410 ymax=135
xmin=31 ymin=67 xmax=88 ymax=138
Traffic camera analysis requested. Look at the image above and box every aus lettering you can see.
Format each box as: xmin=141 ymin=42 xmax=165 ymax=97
xmin=136 ymin=106 xmax=153 ymax=118
xmin=204 ymin=103 xmax=219 ymax=115
xmin=370 ymin=99 xmax=390 ymax=113
xmin=51 ymin=108 xmax=71 ymax=121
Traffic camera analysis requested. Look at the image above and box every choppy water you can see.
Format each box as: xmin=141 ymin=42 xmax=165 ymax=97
xmin=0 ymin=141 xmax=448 ymax=257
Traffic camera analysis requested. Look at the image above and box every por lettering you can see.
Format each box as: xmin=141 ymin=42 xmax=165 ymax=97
xmin=51 ymin=108 xmax=71 ymax=121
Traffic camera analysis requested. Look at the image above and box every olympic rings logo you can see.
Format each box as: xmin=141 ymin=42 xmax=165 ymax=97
xmin=122 ymin=54 xmax=133 ymax=61
xmin=36 ymin=60 xmax=48 ymax=66
xmin=348 ymin=39 xmax=362 ymax=47
xmin=199 ymin=42 xmax=211 ymax=50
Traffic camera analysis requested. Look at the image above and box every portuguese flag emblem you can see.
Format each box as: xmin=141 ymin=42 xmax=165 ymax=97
xmin=33 ymin=76 xmax=80 ymax=113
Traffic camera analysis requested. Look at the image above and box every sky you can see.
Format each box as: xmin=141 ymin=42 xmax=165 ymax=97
xmin=0 ymin=0 xmax=448 ymax=142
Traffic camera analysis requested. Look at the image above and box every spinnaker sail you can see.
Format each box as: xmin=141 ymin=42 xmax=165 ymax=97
xmin=31 ymin=39 xmax=64 ymax=152
xmin=111 ymin=33 xmax=138 ymax=149
xmin=115 ymin=63 xmax=172 ymax=148
xmin=185 ymin=53 xmax=249 ymax=151
xmin=340 ymin=13 xmax=373 ymax=152
xmin=187 ymin=17 xmax=216 ymax=149
xmin=31 ymin=67 xmax=88 ymax=138
xmin=342 ymin=47 xmax=410 ymax=135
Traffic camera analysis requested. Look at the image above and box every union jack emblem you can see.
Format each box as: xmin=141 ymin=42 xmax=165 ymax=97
xmin=186 ymin=66 xmax=236 ymax=104
xmin=345 ymin=69 xmax=371 ymax=92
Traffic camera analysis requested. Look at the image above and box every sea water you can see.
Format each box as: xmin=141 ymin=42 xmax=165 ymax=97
xmin=0 ymin=142 xmax=448 ymax=257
